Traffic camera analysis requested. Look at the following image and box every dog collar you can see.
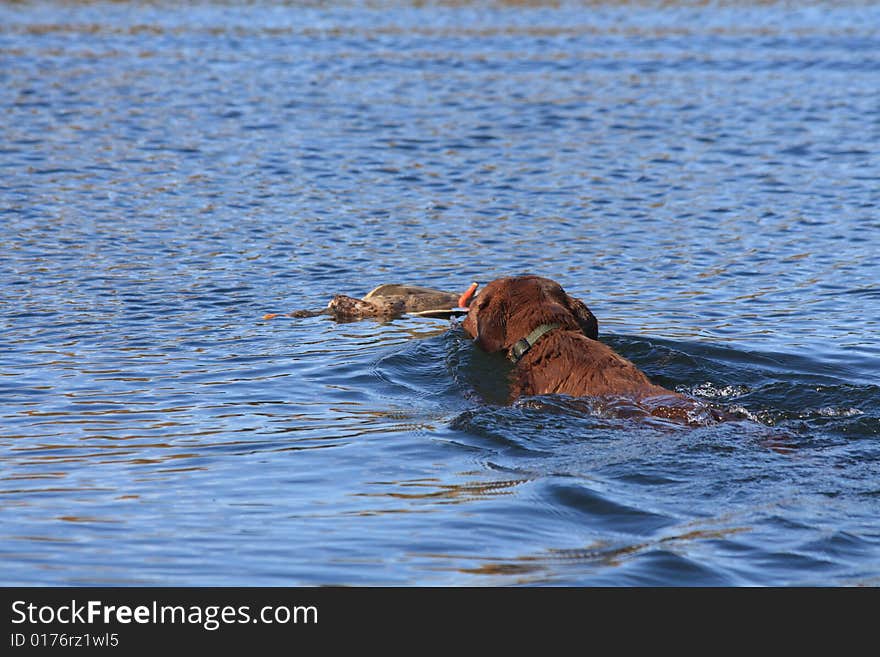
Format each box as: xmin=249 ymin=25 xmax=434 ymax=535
xmin=508 ymin=323 xmax=561 ymax=363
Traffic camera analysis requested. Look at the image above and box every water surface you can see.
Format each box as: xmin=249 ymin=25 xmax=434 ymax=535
xmin=1 ymin=1 xmax=879 ymax=585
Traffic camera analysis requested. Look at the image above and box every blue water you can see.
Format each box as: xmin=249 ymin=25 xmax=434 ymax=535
xmin=1 ymin=1 xmax=879 ymax=586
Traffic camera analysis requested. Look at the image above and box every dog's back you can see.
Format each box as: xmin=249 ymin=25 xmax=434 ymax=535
xmin=509 ymin=328 xmax=667 ymax=399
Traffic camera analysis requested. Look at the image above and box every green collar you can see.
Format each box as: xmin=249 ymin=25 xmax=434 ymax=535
xmin=508 ymin=323 xmax=561 ymax=363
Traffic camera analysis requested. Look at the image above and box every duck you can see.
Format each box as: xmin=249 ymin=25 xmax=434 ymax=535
xmin=266 ymin=282 xmax=478 ymax=321
xmin=328 ymin=282 xmax=478 ymax=319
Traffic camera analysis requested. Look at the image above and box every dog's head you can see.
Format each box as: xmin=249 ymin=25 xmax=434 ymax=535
xmin=462 ymin=275 xmax=598 ymax=354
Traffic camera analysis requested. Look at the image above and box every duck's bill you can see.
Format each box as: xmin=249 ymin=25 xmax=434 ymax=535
xmin=408 ymin=307 xmax=471 ymax=319
xmin=457 ymin=282 xmax=479 ymax=308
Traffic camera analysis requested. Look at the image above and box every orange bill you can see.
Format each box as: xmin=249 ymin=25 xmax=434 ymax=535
xmin=457 ymin=282 xmax=479 ymax=308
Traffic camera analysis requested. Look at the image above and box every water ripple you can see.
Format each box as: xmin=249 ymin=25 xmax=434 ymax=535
xmin=1 ymin=1 xmax=879 ymax=586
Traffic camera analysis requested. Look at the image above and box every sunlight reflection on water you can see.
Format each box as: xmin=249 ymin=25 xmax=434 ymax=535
xmin=1 ymin=1 xmax=879 ymax=585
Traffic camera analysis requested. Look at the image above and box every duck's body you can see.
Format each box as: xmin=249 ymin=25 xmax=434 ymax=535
xmin=269 ymin=282 xmax=477 ymax=321
xmin=328 ymin=284 xmax=466 ymax=319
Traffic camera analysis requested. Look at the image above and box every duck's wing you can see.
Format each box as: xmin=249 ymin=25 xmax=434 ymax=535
xmin=407 ymin=307 xmax=470 ymax=318
xmin=364 ymin=284 xmax=451 ymax=299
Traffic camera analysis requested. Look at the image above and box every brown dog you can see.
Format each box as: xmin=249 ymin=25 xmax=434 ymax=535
xmin=462 ymin=275 xmax=726 ymax=424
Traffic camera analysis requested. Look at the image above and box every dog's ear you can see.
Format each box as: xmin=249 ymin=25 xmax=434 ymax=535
xmin=564 ymin=295 xmax=599 ymax=340
xmin=473 ymin=301 xmax=507 ymax=353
